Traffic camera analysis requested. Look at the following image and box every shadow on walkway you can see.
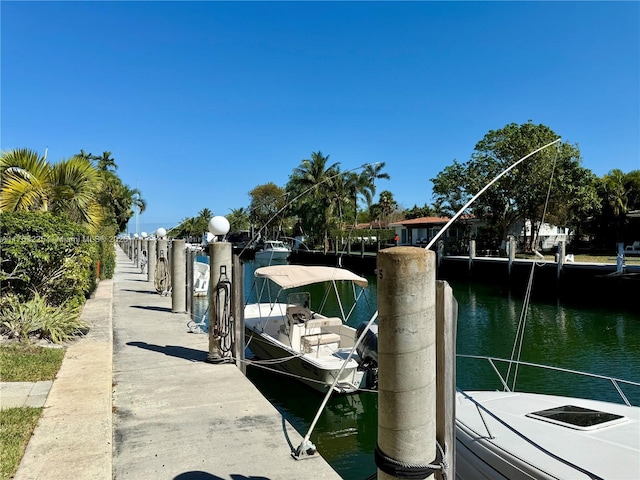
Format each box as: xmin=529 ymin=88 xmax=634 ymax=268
xmin=123 ymin=289 xmax=158 ymax=295
xmin=130 ymin=305 xmax=171 ymax=312
xmin=127 ymin=341 xmax=208 ymax=362
xmin=173 ymin=471 xmax=269 ymax=480
xmin=174 ymin=472 xmax=271 ymax=480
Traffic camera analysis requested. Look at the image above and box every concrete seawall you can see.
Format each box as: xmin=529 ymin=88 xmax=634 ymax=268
xmin=290 ymin=250 xmax=640 ymax=307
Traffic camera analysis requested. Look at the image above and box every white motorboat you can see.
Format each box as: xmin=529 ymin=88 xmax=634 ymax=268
xmin=455 ymin=356 xmax=640 ymax=480
xmin=244 ymin=264 xmax=378 ymax=394
xmin=193 ymin=255 xmax=209 ymax=297
xmin=254 ymin=240 xmax=291 ymax=264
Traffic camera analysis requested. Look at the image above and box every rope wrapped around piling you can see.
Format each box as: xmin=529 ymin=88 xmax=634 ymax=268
xmin=374 ymin=443 xmax=443 ymax=479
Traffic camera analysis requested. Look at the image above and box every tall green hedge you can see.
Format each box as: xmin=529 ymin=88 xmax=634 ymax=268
xmin=0 ymin=212 xmax=99 ymax=308
xmin=96 ymin=224 xmax=116 ymax=279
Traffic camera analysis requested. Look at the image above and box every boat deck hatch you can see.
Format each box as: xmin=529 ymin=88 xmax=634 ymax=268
xmin=526 ymin=405 xmax=626 ymax=430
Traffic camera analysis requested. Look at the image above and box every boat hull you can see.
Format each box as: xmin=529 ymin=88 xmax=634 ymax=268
xmin=245 ymin=327 xmax=364 ymax=394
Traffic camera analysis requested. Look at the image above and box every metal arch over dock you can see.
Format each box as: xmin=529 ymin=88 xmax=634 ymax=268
xmin=13 ymin=247 xmax=340 ymax=480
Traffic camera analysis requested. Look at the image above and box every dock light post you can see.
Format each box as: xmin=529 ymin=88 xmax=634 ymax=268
xmin=207 ymin=216 xmax=233 ymax=363
xmin=156 ymin=228 xmax=167 ymax=260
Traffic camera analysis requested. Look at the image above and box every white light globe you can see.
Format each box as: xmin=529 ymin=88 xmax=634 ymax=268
xmin=208 ymin=216 xmax=230 ymax=236
xmin=133 ymin=233 xmax=139 ymax=238
xmin=156 ymin=227 xmax=167 ymax=238
xmin=141 ymin=232 xmax=148 ymax=238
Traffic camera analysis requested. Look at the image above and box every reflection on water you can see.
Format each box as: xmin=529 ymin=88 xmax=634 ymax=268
xmin=197 ymin=260 xmax=640 ymax=480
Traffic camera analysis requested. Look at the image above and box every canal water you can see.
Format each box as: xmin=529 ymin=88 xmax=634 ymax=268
xmin=195 ymin=259 xmax=640 ymax=480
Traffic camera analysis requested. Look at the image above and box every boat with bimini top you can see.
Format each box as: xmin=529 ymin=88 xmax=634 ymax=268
xmin=243 ymin=264 xmax=378 ymax=394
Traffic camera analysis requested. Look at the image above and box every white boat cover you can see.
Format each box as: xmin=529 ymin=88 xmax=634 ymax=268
xmin=254 ymin=265 xmax=368 ymax=289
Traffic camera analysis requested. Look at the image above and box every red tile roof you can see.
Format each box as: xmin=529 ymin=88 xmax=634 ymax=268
xmin=389 ymin=216 xmax=451 ymax=226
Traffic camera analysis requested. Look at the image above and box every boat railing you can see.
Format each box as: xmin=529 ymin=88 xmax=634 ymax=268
xmin=457 ymin=354 xmax=640 ymax=407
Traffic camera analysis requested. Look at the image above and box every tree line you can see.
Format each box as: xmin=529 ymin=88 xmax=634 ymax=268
xmin=174 ymin=122 xmax=640 ymax=252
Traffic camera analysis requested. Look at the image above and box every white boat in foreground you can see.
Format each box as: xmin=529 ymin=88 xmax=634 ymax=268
xmin=455 ymin=356 xmax=640 ymax=480
xmin=244 ymin=264 xmax=378 ymax=394
xmin=254 ymin=240 xmax=291 ymax=264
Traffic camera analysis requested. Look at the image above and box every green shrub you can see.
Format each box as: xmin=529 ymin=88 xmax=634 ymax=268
xmin=96 ymin=224 xmax=116 ymax=279
xmin=0 ymin=211 xmax=97 ymax=307
xmin=0 ymin=292 xmax=86 ymax=344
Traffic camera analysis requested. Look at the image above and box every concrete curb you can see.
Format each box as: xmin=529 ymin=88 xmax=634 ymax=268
xmin=13 ymin=278 xmax=113 ymax=480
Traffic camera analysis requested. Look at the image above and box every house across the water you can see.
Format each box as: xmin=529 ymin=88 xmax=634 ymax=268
xmin=389 ymin=216 xmax=572 ymax=253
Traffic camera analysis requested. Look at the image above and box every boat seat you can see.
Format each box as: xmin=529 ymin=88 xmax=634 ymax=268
xmin=304 ymin=318 xmax=342 ymax=330
xmin=302 ymin=333 xmax=341 ymax=352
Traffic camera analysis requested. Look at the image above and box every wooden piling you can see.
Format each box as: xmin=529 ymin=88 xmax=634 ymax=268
xmin=207 ymin=242 xmax=233 ymax=363
xmin=171 ymin=239 xmax=186 ymax=313
xmin=468 ymin=239 xmax=476 ymax=271
xmin=232 ymin=254 xmax=246 ymax=374
xmin=186 ymin=248 xmax=194 ymax=314
xmin=147 ymin=239 xmax=156 ymax=284
xmin=376 ymin=247 xmax=437 ymax=480
xmin=557 ymin=240 xmax=565 ymax=280
xmin=435 ymin=281 xmax=457 ymax=480
xmin=508 ymin=236 xmax=516 ymax=276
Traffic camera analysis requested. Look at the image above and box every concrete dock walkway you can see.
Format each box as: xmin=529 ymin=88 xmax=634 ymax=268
xmin=12 ymin=247 xmax=341 ymax=480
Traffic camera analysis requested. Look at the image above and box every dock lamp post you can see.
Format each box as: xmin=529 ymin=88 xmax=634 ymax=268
xmin=156 ymin=227 xmax=167 ymax=261
xmin=207 ymin=216 xmax=233 ymax=363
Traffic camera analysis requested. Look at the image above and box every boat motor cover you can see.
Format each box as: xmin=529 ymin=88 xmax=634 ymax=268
xmin=356 ymin=323 xmax=378 ymax=364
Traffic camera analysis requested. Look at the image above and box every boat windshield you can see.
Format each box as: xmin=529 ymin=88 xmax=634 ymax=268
xmin=287 ymin=292 xmax=310 ymax=308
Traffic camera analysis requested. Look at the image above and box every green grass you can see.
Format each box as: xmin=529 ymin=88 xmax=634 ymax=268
xmin=0 ymin=344 xmax=65 ymax=382
xmin=0 ymin=407 xmax=42 ymax=480
xmin=0 ymin=344 xmax=66 ymax=479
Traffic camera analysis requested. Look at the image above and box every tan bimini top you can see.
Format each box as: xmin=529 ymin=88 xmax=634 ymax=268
xmin=254 ymin=265 xmax=369 ymax=289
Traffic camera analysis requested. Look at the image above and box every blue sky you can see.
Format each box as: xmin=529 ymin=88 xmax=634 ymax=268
xmin=2 ymin=1 xmax=639 ymax=235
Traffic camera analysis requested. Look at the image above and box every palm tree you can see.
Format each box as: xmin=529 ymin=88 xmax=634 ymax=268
xmin=289 ymin=151 xmax=341 ymax=245
xmin=228 ymin=207 xmax=250 ymax=231
xmin=75 ymin=149 xmax=95 ymax=162
xmin=378 ymin=190 xmax=398 ymax=225
xmin=361 ymin=162 xmax=390 ymax=211
xmin=0 ymin=148 xmax=51 ymax=211
xmin=93 ymin=151 xmax=117 ymax=172
xmin=1 ymin=148 xmax=104 ymax=232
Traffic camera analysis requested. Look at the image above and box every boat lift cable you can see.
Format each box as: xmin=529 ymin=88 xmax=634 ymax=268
xmin=293 ymin=310 xmax=379 ymax=460
xmin=506 ymin=142 xmax=559 ymax=391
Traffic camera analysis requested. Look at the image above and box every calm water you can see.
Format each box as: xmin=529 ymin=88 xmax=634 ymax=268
xmin=195 ymin=260 xmax=640 ymax=480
